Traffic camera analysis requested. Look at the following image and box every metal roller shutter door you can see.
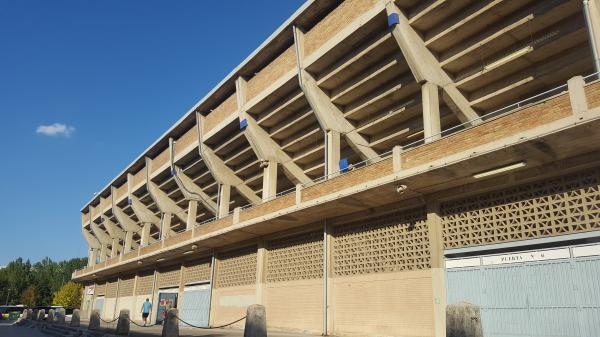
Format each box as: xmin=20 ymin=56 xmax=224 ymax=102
xmin=446 ymin=245 xmax=600 ymax=337
xmin=179 ymin=284 xmax=211 ymax=327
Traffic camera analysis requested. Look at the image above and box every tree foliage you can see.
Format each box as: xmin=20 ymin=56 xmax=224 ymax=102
xmin=53 ymin=281 xmax=82 ymax=308
xmin=0 ymin=257 xmax=86 ymax=307
xmin=20 ymin=286 xmax=37 ymax=307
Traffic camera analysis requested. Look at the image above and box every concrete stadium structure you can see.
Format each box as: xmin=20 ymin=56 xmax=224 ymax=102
xmin=73 ymin=0 xmax=600 ymax=336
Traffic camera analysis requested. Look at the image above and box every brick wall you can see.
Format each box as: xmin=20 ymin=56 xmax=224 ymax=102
xmin=239 ymin=193 xmax=295 ymax=222
xmin=247 ymin=45 xmax=296 ymax=101
xmin=402 ymin=93 xmax=572 ymax=168
xmin=302 ymin=158 xmax=393 ymax=202
xmin=204 ymin=94 xmax=237 ymax=133
xmin=304 ymin=0 xmax=381 ymax=58
xmin=585 ymin=81 xmax=600 ymax=109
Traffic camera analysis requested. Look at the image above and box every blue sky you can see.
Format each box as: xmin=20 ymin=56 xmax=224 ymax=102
xmin=0 ymin=0 xmax=305 ymax=266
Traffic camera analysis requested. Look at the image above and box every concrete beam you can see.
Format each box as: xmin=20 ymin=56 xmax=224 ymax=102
xmin=197 ymin=112 xmax=261 ymax=205
xmin=169 ymin=137 xmax=218 ymax=215
xmin=90 ymin=222 xmax=112 ymax=245
xmin=293 ymin=26 xmax=379 ymax=165
xmin=101 ymin=216 xmax=125 ymax=240
xmin=146 ymin=179 xmax=188 ymax=224
xmin=386 ymin=2 xmax=479 ymax=124
xmin=82 ymin=228 xmax=101 ymax=250
xmin=236 ymin=77 xmax=312 ymax=187
xmin=585 ymin=0 xmax=600 ymax=71
xmin=172 ymin=166 xmax=217 ymax=215
xmin=110 ymin=187 xmax=142 ymax=233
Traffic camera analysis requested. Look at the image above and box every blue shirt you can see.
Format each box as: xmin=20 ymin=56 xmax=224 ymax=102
xmin=142 ymin=301 xmax=152 ymax=313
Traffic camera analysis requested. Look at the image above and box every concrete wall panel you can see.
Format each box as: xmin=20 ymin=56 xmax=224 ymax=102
xmin=211 ymin=285 xmax=256 ymax=328
xmin=332 ymin=270 xmax=434 ymax=337
xmin=264 ymin=279 xmax=323 ymax=334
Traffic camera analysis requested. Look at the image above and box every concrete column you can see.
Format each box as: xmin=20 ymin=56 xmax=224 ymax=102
xmin=326 ymin=130 xmax=340 ymax=177
xmin=140 ymin=223 xmax=151 ymax=247
xmin=161 ymin=213 xmax=172 ymax=240
xmin=124 ymin=231 xmax=134 ymax=253
xmin=255 ymin=240 xmax=267 ymax=305
xmin=568 ymin=76 xmax=588 ymax=117
xmin=427 ymin=200 xmax=446 ymax=337
xmin=392 ymin=146 xmax=403 ymax=173
xmin=186 ymin=200 xmax=198 ymax=231
xmin=110 ymin=238 xmax=119 ymax=258
xmin=422 ymin=82 xmax=441 ymax=143
xmin=88 ymin=248 xmax=98 ymax=266
xmin=99 ymin=244 xmax=108 ymax=262
xmin=218 ymin=184 xmax=231 ymax=218
xmin=262 ymin=161 xmax=277 ymax=201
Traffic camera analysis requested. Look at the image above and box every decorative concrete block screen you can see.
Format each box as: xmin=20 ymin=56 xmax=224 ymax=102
xmin=215 ymin=246 xmax=257 ymax=288
xmin=332 ymin=207 xmax=430 ymax=276
xmin=135 ymin=272 xmax=154 ymax=295
xmin=183 ymin=260 xmax=212 ymax=285
xmin=266 ymin=231 xmax=323 ymax=282
xmin=441 ymin=167 xmax=600 ymax=249
xmin=156 ymin=267 xmax=181 ymax=289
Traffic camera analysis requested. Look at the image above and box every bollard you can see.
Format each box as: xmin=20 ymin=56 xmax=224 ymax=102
xmin=89 ymin=310 xmax=101 ymax=331
xmin=57 ymin=308 xmax=66 ymax=324
xmin=161 ymin=308 xmax=179 ymax=337
xmin=116 ymin=309 xmax=130 ymax=335
xmin=37 ymin=309 xmax=46 ymax=321
xmin=21 ymin=309 xmax=29 ymax=320
xmin=243 ymin=304 xmax=267 ymax=337
xmin=47 ymin=309 xmax=55 ymax=323
xmin=447 ymin=302 xmax=483 ymax=337
xmin=70 ymin=309 xmax=81 ymax=327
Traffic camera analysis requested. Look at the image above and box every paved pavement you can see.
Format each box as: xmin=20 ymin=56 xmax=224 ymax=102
xmin=0 ymin=319 xmax=316 ymax=337
xmin=87 ymin=320 xmax=316 ymax=337
xmin=0 ymin=321 xmax=48 ymax=337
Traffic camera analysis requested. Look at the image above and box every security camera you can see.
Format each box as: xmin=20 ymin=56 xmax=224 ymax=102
xmin=395 ymin=184 xmax=408 ymax=194
xmin=259 ymin=160 xmax=270 ymax=168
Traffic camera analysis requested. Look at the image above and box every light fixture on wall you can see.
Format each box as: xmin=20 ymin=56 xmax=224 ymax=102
xmin=156 ymin=258 xmax=165 ymax=262
xmin=182 ymin=250 xmax=194 ymax=255
xmin=473 ymin=161 xmax=526 ymax=179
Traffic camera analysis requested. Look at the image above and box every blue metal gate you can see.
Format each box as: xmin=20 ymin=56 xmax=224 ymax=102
xmin=446 ymin=246 xmax=600 ymax=337
xmin=179 ymin=284 xmax=211 ymax=327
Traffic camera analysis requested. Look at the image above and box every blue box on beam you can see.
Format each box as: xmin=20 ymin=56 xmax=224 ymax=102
xmin=239 ymin=119 xmax=248 ymax=130
xmin=339 ymin=158 xmax=349 ymax=173
xmin=387 ymin=13 xmax=399 ymax=27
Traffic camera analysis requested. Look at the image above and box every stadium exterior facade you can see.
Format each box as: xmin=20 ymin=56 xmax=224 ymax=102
xmin=73 ymin=0 xmax=600 ymax=336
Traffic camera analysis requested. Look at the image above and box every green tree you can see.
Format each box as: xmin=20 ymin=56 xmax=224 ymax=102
xmin=0 ymin=256 xmax=86 ymax=306
xmin=52 ymin=281 xmax=82 ymax=308
xmin=20 ymin=286 xmax=37 ymax=307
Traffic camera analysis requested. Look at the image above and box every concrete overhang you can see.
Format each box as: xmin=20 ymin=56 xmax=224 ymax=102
xmin=80 ymin=0 xmax=341 ymax=213
xmin=73 ymin=108 xmax=600 ymax=282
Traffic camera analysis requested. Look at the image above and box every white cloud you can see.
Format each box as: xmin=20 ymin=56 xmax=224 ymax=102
xmin=36 ymin=123 xmax=75 ymax=137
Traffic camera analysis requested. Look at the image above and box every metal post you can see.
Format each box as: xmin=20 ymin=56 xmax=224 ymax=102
xmin=207 ymin=252 xmax=217 ymax=326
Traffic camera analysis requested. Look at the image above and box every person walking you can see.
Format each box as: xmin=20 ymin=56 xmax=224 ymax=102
xmin=141 ymin=298 xmax=152 ymax=326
